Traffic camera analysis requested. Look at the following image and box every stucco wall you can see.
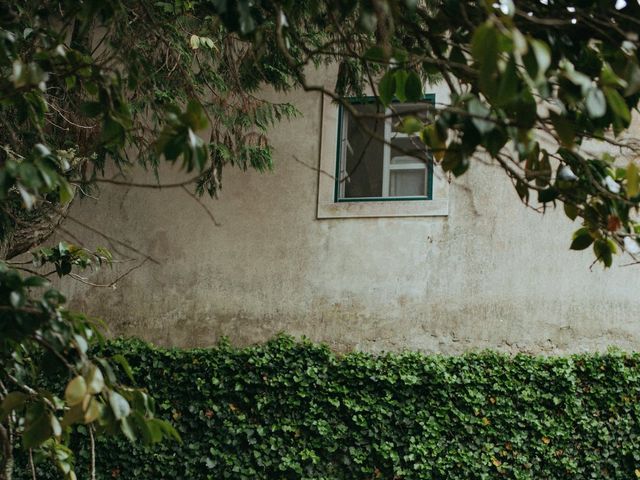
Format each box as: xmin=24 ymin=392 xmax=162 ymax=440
xmin=58 ymin=79 xmax=640 ymax=354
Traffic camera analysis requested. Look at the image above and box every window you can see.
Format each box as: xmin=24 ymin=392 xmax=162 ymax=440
xmin=317 ymin=92 xmax=449 ymax=219
xmin=335 ymin=97 xmax=434 ymax=201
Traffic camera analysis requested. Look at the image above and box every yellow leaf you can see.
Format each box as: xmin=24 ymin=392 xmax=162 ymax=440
xmin=189 ymin=35 xmax=200 ymax=50
xmin=542 ymin=436 xmax=550 ymax=445
xmin=482 ymin=417 xmax=491 ymax=426
xmin=635 ymin=468 xmax=640 ymax=478
xmin=491 ymin=456 xmax=502 ymax=467
xmin=84 ymin=397 xmax=101 ymax=423
xmin=64 ymin=376 xmax=87 ymax=406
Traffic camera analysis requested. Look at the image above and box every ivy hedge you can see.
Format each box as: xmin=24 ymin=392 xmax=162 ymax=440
xmin=21 ymin=336 xmax=640 ymax=479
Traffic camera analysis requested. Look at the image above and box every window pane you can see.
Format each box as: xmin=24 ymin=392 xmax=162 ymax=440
xmin=389 ymin=170 xmax=426 ymax=197
xmin=340 ymin=104 xmax=386 ymax=199
xmin=390 ymin=137 xmax=429 ymax=166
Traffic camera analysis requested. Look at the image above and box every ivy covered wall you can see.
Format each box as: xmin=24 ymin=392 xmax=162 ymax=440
xmin=21 ymin=336 xmax=640 ymax=479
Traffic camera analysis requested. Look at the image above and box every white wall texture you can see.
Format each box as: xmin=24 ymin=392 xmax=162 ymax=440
xmin=58 ymin=77 xmax=640 ymax=354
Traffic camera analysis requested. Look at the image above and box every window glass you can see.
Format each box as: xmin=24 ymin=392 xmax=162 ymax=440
xmin=340 ymin=104 xmax=386 ymax=198
xmin=390 ymin=170 xmax=426 ymax=196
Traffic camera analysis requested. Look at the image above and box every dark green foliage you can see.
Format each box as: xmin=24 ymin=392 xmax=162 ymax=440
xmin=20 ymin=336 xmax=640 ymax=479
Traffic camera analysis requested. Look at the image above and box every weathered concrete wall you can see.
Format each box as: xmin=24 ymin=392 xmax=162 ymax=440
xmin=58 ymin=78 xmax=640 ymax=354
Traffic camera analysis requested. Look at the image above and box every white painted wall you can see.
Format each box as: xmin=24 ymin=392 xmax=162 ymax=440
xmin=59 ymin=74 xmax=640 ymax=354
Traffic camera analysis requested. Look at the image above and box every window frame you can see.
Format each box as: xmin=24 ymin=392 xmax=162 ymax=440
xmin=334 ymin=94 xmax=436 ymax=203
xmin=316 ymin=92 xmax=449 ymax=220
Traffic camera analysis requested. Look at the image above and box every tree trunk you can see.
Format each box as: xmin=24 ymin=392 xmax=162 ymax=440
xmin=1 ymin=200 xmax=73 ymax=261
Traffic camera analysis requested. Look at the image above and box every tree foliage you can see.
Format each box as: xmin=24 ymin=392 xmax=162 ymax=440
xmin=0 ymin=1 xmax=300 ymax=477
xmin=262 ymin=0 xmax=640 ymax=267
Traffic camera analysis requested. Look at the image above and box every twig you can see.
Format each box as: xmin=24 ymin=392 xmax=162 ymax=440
xmin=180 ymin=186 xmax=221 ymax=226
xmin=89 ymin=175 xmax=201 ymax=189
xmin=89 ymin=425 xmax=96 ymax=480
xmin=64 ymin=215 xmax=160 ymax=265
xmin=28 ymin=449 xmax=36 ymax=480
xmin=69 ymin=257 xmax=149 ymax=288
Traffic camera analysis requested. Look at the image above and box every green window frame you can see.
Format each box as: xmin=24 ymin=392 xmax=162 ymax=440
xmin=334 ymin=94 xmax=436 ymax=203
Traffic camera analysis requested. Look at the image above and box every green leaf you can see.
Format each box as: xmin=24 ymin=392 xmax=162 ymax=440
xmin=604 ymin=87 xmax=631 ymax=125
xmin=157 ymin=419 xmax=182 ymax=442
xmin=65 ymin=376 xmax=87 ymax=406
xmin=471 ymin=23 xmax=497 ymax=68
xmin=51 ymin=415 xmax=62 ymax=437
xmin=570 ymin=228 xmax=594 ymax=251
xmin=378 ymin=71 xmax=395 ymax=106
xmin=84 ymin=397 xmax=101 ymax=423
xmin=58 ymin=180 xmax=75 ymax=204
xmin=468 ymin=98 xmax=494 ymax=134
xmin=9 ymin=291 xmax=24 ymax=308
xmin=530 ymin=39 xmax=551 ymax=78
xmin=397 ymin=116 xmax=422 ymax=135
xmin=120 ymin=416 xmax=136 ymax=441
xmin=405 ymin=71 xmax=422 ymax=102
xmin=496 ymin=56 xmax=519 ymax=105
xmin=471 ymin=23 xmax=498 ymax=96
xmin=112 ymin=354 xmax=134 ymax=382
xmin=0 ymin=392 xmax=28 ymax=420
xmin=109 ymin=391 xmax=131 ymax=420
xmin=64 ymin=75 xmax=76 ymax=90
xmin=185 ymin=100 xmax=208 ymax=131
xmin=420 ymin=124 xmax=446 ymax=162
xmin=601 ymin=63 xmax=627 ymax=88
xmin=593 ymin=239 xmax=613 ymax=267
xmin=61 ymin=404 xmax=84 ymax=428
xmin=515 ymin=180 xmax=529 ymax=203
xmin=550 ymin=114 xmax=575 ymax=148
xmin=624 ymin=62 xmax=640 ymax=96
xmin=564 ymin=203 xmax=578 ymax=221
xmin=364 ymin=46 xmax=387 ymax=63
xmin=86 ymin=365 xmax=105 ymax=394
xmin=442 ymin=148 xmax=468 ymax=176
xmin=22 ymin=275 xmax=49 ymax=287
xmin=585 ymin=88 xmax=606 ymax=118
xmin=23 ymin=412 xmax=53 ymax=448
xmin=394 ymin=70 xmax=409 ymax=102
xmin=514 ymin=90 xmax=537 ymax=129
xmin=538 ymin=187 xmax=558 ymax=203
